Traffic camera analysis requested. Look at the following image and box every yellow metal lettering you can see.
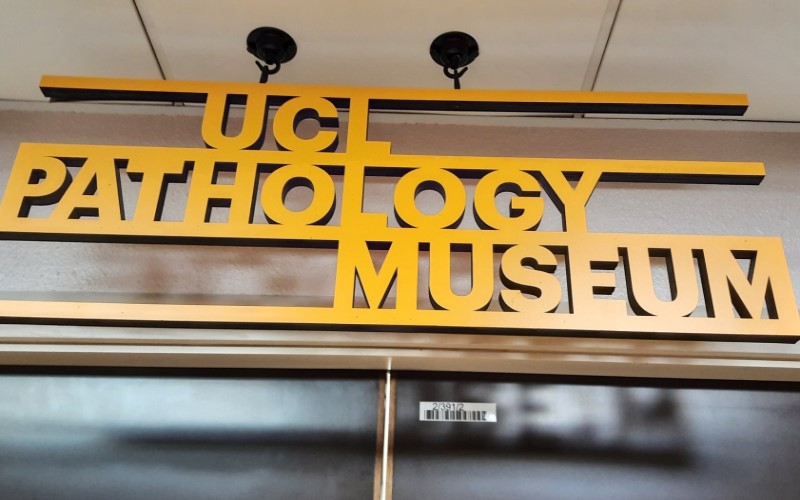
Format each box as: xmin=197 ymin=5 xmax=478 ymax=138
xmin=184 ymin=159 xmax=259 ymax=224
xmin=126 ymin=156 xmax=186 ymax=222
xmin=499 ymin=244 xmax=561 ymax=314
xmin=334 ymin=238 xmax=418 ymax=310
xmin=540 ymin=169 xmax=601 ymax=231
xmin=473 ymin=170 xmax=543 ymax=231
xmin=0 ymin=76 xmax=794 ymax=340
xmin=394 ymin=167 xmax=465 ymax=229
xmin=201 ymin=89 xmax=268 ymax=150
xmin=49 ymin=154 xmax=122 ymax=221
xmin=624 ymin=245 xmax=699 ymax=317
xmin=0 ymin=152 xmax=67 ymax=218
xmin=260 ymin=163 xmax=336 ymax=226
xmin=568 ymin=242 xmax=628 ymax=318
xmin=702 ymin=244 xmax=800 ymax=321
xmin=428 ymin=239 xmax=494 ymax=312
xmin=272 ymin=96 xmax=339 ymax=153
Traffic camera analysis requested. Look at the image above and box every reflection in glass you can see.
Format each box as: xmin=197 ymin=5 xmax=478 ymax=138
xmin=394 ymin=378 xmax=800 ymax=500
xmin=0 ymin=372 xmax=379 ymax=500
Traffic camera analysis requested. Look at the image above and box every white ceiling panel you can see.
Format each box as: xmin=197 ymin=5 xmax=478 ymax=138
xmin=0 ymin=0 xmax=162 ymax=101
xmin=136 ymin=0 xmax=609 ymax=90
xmin=595 ymin=0 xmax=800 ymax=121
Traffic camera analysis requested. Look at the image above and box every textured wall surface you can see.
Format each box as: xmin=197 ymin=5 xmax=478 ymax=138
xmin=0 ymin=106 xmax=797 ymax=314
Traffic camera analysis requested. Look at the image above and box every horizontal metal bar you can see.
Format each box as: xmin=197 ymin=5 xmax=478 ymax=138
xmin=2 ymin=342 xmax=800 ymax=382
xmin=40 ymin=76 xmax=749 ymax=116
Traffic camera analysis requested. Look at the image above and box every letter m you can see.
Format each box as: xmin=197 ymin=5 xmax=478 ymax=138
xmin=334 ymin=239 xmax=418 ymax=310
xmin=702 ymin=243 xmax=799 ymax=321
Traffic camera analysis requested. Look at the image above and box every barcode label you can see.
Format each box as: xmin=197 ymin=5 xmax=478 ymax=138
xmin=419 ymin=402 xmax=497 ymax=423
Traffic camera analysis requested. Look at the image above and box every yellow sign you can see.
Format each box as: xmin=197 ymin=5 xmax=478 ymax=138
xmin=0 ymin=76 xmax=796 ymax=339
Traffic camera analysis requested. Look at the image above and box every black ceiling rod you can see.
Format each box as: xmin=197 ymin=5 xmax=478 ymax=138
xmin=430 ymin=31 xmax=479 ymax=90
xmin=246 ymin=27 xmax=297 ymax=83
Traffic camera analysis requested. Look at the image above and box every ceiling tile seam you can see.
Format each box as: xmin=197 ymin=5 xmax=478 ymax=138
xmin=575 ymin=0 xmax=623 ymax=118
xmin=131 ymin=0 xmax=167 ymax=81
xmin=581 ymin=0 xmax=623 ymax=91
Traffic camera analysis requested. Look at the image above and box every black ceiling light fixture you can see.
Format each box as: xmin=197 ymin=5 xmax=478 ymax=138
xmin=430 ymin=31 xmax=479 ymax=90
xmin=246 ymin=27 xmax=297 ymax=83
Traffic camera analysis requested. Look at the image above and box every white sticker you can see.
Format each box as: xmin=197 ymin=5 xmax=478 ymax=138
xmin=419 ymin=402 xmax=497 ymax=423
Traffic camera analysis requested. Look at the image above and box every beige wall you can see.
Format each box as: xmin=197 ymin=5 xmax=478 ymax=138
xmin=2 ymin=106 xmax=799 ymax=301
xmin=0 ymin=103 xmax=798 ymax=378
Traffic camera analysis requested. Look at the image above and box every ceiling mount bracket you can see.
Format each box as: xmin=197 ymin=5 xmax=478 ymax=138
xmin=430 ymin=31 xmax=479 ymax=90
xmin=246 ymin=27 xmax=297 ymax=83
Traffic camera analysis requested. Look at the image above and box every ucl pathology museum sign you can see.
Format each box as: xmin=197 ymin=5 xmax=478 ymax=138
xmin=0 ymin=76 xmax=798 ymax=339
